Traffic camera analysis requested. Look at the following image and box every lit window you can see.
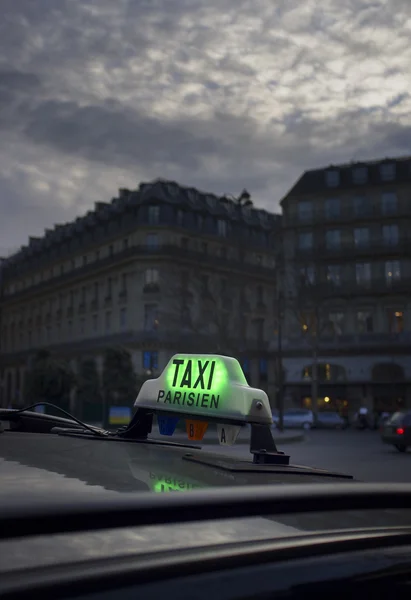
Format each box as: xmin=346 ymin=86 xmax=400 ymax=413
xmin=385 ymin=261 xmax=401 ymax=285
xmin=387 ymin=309 xmax=404 ymax=334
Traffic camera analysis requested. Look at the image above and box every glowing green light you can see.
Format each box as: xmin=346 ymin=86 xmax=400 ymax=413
xmin=152 ymin=476 xmax=202 ymax=493
xmin=165 ymin=355 xmax=228 ymax=402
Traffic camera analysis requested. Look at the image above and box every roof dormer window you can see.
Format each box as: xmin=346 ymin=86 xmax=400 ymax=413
xmin=325 ymin=170 xmax=340 ymax=188
xmin=352 ymin=166 xmax=367 ymax=184
xmin=380 ymin=162 xmax=396 ymax=181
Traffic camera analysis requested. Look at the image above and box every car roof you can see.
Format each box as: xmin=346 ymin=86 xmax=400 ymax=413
xmin=0 ymin=431 xmax=353 ymax=499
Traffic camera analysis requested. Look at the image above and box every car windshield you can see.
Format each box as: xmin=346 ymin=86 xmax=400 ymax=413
xmin=0 ymin=1 xmax=410 ymax=527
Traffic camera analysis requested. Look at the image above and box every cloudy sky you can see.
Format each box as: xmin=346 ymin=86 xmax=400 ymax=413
xmin=1 ymin=0 xmax=411 ymax=254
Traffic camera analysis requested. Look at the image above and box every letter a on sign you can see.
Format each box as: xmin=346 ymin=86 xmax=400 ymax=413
xmin=217 ymin=424 xmax=241 ymax=446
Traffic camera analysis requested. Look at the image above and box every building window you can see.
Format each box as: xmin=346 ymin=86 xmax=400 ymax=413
xmin=200 ymin=274 xmax=209 ymax=293
xmin=119 ymin=308 xmax=127 ymax=329
xmin=356 ymin=311 xmax=373 ymax=333
xmin=92 ymin=314 xmax=98 ymax=332
xmin=81 ymin=286 xmax=86 ymax=303
xmin=80 ymin=318 xmax=85 ymax=335
xmin=325 ymin=229 xmax=341 ymax=249
xmin=387 ymin=309 xmax=404 ymax=334
xmin=106 ymin=277 xmax=112 ymax=298
xmin=148 ymin=205 xmax=160 ymax=224
xmin=327 ymin=265 xmax=341 ymax=286
xmin=300 ymin=265 xmax=315 ymax=285
xmin=68 ymin=320 xmax=73 ymax=337
xmin=121 ymin=273 xmax=127 ymax=292
xmin=328 ymin=312 xmax=345 ymax=335
xmin=325 ymin=198 xmax=340 ymax=219
xmin=298 ymin=201 xmax=313 ymax=222
xmin=105 ymin=311 xmax=111 ymax=332
xmin=146 ymin=233 xmax=159 ymax=249
xmin=259 ymin=358 xmax=268 ymax=382
xmin=242 ymin=358 xmax=250 ymax=383
xmin=144 ymin=304 xmax=158 ymax=330
xmin=94 ymin=282 xmax=99 ymax=300
xmin=380 ymin=162 xmax=396 ymax=181
xmin=325 ymin=170 xmax=340 ymax=187
xmin=356 ymin=263 xmax=371 ymax=287
xmin=385 ymin=260 xmax=401 ymax=285
xmin=353 ymin=196 xmax=371 ymax=217
xmin=143 ymin=351 xmax=158 ymax=372
xmin=145 ymin=268 xmax=159 ymax=284
xmin=354 ymin=227 xmax=369 ymax=248
xmin=382 ymin=224 xmax=399 ymax=246
xmin=352 ymin=167 xmax=367 ymax=184
xmin=382 ymin=192 xmax=397 ymax=215
xmin=177 ymin=210 xmax=184 ymax=226
xmin=217 ymin=219 xmax=227 ymax=237
xmin=298 ymin=232 xmax=313 ymax=250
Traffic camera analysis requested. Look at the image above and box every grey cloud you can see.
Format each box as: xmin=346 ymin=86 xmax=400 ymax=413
xmin=1 ymin=0 xmax=411 ymax=252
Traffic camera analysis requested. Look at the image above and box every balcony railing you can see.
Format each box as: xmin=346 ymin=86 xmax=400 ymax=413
xmin=285 ymin=205 xmax=411 ymax=228
xmin=2 ymin=244 xmax=276 ymax=301
xmin=270 ymin=331 xmax=411 ymax=351
xmin=295 ymin=277 xmax=410 ymax=298
xmin=295 ymin=239 xmax=411 ymax=260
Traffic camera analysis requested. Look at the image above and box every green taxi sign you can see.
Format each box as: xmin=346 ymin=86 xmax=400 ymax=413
xmin=134 ymin=354 xmax=273 ymax=426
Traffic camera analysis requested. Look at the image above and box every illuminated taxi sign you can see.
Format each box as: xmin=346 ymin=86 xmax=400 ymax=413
xmin=134 ymin=353 xmax=272 ymax=426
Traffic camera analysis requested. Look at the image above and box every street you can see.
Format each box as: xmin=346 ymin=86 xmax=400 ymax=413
xmin=207 ymin=429 xmax=411 ymax=483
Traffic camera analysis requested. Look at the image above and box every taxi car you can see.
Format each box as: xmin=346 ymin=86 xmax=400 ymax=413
xmin=1 ymin=353 xmax=411 ymax=600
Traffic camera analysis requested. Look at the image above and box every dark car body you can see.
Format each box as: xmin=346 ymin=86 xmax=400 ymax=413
xmin=381 ymin=411 xmax=411 ymax=451
xmin=2 ymin=425 xmax=411 ymax=590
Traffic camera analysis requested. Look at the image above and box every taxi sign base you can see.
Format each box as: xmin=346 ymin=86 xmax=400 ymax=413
xmin=250 ymin=424 xmax=290 ymax=466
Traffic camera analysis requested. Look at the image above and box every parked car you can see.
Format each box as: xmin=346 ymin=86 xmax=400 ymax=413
xmin=381 ymin=411 xmax=411 ymax=452
xmin=316 ymin=411 xmax=346 ymax=429
xmin=273 ymin=409 xmax=314 ymax=430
